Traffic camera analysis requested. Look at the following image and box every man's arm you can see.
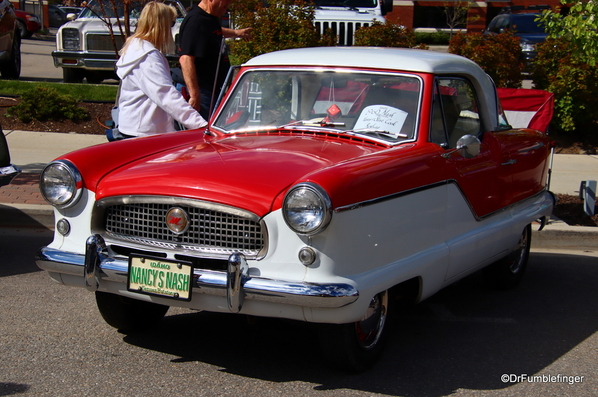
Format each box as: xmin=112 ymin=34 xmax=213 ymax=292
xmin=179 ymin=54 xmax=201 ymax=112
xmin=222 ymin=27 xmax=252 ymax=39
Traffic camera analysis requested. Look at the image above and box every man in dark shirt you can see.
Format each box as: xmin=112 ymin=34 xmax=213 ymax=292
xmin=179 ymin=0 xmax=251 ymax=119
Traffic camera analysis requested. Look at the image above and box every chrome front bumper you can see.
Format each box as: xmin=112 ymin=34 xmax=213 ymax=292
xmin=52 ymin=51 xmax=117 ymax=70
xmin=36 ymin=234 xmax=359 ymax=311
xmin=52 ymin=52 xmax=181 ymax=70
xmin=0 ymin=164 xmax=20 ymax=187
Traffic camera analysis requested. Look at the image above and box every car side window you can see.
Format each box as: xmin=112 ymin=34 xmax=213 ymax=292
xmin=498 ymin=15 xmax=509 ymax=30
xmin=429 ymin=78 xmax=481 ymax=149
xmin=488 ymin=15 xmax=505 ymax=33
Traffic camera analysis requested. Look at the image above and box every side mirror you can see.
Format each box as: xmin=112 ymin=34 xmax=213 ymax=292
xmin=441 ymin=134 xmax=481 ymax=159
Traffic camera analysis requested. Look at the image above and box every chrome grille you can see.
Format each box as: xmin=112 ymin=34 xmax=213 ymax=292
xmin=86 ymin=34 xmax=125 ymax=52
xmin=103 ymin=202 xmax=266 ymax=258
xmin=315 ymin=21 xmax=369 ymax=46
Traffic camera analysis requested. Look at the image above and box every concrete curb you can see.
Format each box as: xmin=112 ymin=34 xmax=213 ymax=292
xmin=532 ymin=220 xmax=598 ymax=250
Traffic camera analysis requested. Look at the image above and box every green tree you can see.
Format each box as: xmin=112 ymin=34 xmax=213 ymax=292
xmin=531 ymin=1 xmax=598 ymax=133
xmin=228 ymin=0 xmax=334 ymax=65
xmin=538 ymin=1 xmax=598 ymax=66
xmin=442 ymin=1 xmax=469 ymax=38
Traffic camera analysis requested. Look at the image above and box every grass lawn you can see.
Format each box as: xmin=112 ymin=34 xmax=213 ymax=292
xmin=0 ymin=80 xmax=117 ymax=102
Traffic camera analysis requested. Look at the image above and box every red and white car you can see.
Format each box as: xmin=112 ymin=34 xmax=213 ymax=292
xmin=36 ymin=47 xmax=554 ymax=372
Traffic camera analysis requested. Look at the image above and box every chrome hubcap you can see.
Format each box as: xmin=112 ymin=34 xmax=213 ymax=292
xmin=509 ymin=228 xmax=529 ymax=274
xmin=355 ymin=290 xmax=388 ymax=349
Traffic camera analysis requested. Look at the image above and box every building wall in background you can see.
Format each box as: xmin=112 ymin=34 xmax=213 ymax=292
xmin=388 ymin=0 xmax=562 ymax=31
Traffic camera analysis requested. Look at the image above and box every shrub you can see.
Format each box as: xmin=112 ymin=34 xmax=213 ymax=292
xmin=448 ymin=31 xmax=523 ymax=88
xmin=414 ymin=31 xmax=450 ymax=45
xmin=531 ymin=37 xmax=598 ymax=134
xmin=354 ymin=19 xmax=427 ymax=49
xmin=6 ymin=86 xmax=89 ymax=124
xmin=228 ymin=0 xmax=334 ymax=65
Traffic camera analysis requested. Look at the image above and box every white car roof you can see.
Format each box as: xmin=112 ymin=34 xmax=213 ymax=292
xmin=245 ymin=47 xmax=477 ymax=75
xmin=243 ymin=47 xmax=500 ymax=131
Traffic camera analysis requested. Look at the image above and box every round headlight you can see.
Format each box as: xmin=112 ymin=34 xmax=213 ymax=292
xmin=39 ymin=160 xmax=82 ymax=208
xmin=283 ymin=183 xmax=332 ymax=235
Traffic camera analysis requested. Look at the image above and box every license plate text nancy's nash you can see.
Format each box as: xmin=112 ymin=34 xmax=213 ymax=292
xmin=129 ymin=258 xmax=191 ymax=299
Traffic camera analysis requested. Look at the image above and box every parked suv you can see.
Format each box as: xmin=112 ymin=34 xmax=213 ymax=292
xmin=484 ymin=11 xmax=547 ymax=70
xmin=52 ymin=0 xmax=186 ymax=84
xmin=0 ymin=0 xmax=21 ymax=79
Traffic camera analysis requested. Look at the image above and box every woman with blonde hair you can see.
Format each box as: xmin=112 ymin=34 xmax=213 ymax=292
xmin=116 ymin=1 xmax=206 ymax=138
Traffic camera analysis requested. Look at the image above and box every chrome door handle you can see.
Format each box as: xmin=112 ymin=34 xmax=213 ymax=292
xmin=518 ymin=142 xmax=545 ymax=153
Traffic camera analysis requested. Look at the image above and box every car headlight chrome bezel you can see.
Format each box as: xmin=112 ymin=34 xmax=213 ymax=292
xmin=62 ymin=27 xmax=80 ymax=51
xmin=39 ymin=160 xmax=83 ymax=209
xmin=283 ymin=183 xmax=332 ymax=236
xmin=520 ymin=41 xmax=536 ymax=52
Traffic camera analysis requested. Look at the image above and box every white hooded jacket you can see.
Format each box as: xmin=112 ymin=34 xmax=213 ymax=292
xmin=116 ymin=38 xmax=207 ymax=137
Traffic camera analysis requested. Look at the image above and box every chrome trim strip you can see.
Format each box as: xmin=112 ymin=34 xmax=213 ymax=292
xmin=36 ymin=246 xmax=359 ymax=309
xmin=95 ymin=195 xmax=261 ymax=221
xmin=335 ymin=179 xmax=554 ymax=222
xmin=335 ymin=181 xmax=449 ymax=212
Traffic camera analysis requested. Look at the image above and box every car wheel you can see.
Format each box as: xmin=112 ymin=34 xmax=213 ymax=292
xmin=95 ymin=291 xmax=169 ymax=333
xmin=85 ymin=71 xmax=104 ymax=84
xmin=483 ymin=224 xmax=531 ymax=290
xmin=0 ymin=31 xmax=21 ymax=79
xmin=17 ymin=20 xmax=31 ymax=39
xmin=63 ymin=67 xmax=85 ymax=84
xmin=318 ymin=290 xmax=391 ymax=373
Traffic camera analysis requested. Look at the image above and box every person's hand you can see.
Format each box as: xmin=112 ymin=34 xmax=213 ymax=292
xmin=236 ymin=27 xmax=252 ymax=40
xmin=188 ymin=95 xmax=201 ymax=112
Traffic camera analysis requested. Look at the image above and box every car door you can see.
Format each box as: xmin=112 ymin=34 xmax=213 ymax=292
xmin=492 ymin=128 xmax=551 ymax=204
xmin=429 ymin=77 xmax=510 ymax=280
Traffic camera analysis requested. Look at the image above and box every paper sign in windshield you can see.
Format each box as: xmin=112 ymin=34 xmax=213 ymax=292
xmin=354 ymin=105 xmax=407 ymax=138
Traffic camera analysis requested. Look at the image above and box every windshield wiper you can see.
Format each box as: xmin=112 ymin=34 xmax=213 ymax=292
xmin=348 ymin=128 xmax=409 ymax=140
xmin=279 ymin=118 xmax=346 ymax=129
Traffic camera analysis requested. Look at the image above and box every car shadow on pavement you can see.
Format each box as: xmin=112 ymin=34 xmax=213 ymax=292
xmin=0 ymin=382 xmax=30 ymax=395
xmin=121 ymin=251 xmax=598 ymax=395
xmin=0 ymin=205 xmax=52 ymax=277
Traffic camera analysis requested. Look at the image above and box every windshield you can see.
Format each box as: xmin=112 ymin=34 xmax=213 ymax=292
xmin=511 ymin=15 xmax=545 ymax=33
xmin=79 ymin=0 xmax=185 ymax=19
xmin=213 ymin=69 xmax=421 ymax=144
xmin=313 ymin=0 xmax=378 ymax=7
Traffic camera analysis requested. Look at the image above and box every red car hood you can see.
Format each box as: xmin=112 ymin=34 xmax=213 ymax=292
xmin=94 ymin=134 xmax=380 ymax=216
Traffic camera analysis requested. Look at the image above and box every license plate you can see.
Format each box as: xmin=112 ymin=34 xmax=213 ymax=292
xmin=128 ymin=256 xmax=192 ymax=301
